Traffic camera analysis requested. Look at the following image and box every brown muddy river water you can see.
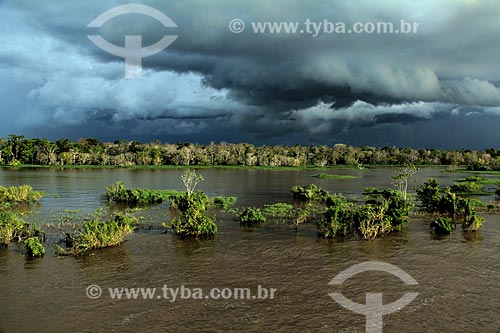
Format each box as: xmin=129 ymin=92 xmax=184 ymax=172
xmin=1 ymin=167 xmax=499 ymax=332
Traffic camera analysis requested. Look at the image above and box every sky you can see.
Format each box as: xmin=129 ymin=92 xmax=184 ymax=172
xmin=1 ymin=0 xmax=500 ymax=148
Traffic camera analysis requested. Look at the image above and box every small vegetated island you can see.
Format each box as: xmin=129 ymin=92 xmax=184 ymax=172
xmin=1 ymin=138 xmax=498 ymax=259
xmin=0 ymin=185 xmax=45 ymax=257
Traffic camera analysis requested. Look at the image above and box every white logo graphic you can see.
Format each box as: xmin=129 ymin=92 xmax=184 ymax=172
xmin=228 ymin=19 xmax=245 ymax=33
xmin=328 ymin=261 xmax=418 ymax=333
xmin=86 ymin=284 xmax=102 ymax=299
xmin=87 ymin=4 xmax=177 ymax=79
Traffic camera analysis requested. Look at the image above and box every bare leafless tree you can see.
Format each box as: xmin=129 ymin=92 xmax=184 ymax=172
xmin=182 ymin=169 xmax=204 ymax=195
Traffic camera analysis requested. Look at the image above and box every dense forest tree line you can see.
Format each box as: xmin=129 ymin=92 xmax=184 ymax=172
xmin=0 ymin=134 xmax=499 ymax=169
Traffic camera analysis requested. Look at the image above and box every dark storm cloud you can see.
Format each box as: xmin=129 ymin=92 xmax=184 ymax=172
xmin=1 ymin=0 xmax=500 ymax=146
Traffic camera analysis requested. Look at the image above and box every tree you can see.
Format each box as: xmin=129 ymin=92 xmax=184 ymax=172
xmin=182 ymin=170 xmax=204 ymax=195
xmin=6 ymin=134 xmax=25 ymax=163
xmin=36 ymin=140 xmax=58 ymax=165
xmin=392 ymin=164 xmax=418 ymax=200
xmin=416 ymin=178 xmax=441 ymax=212
xmin=56 ymin=139 xmax=72 ymax=153
xmin=169 ymin=171 xmax=217 ymax=238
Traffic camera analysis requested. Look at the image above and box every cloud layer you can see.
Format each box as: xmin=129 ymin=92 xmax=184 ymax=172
xmin=1 ymin=0 xmax=500 ymax=147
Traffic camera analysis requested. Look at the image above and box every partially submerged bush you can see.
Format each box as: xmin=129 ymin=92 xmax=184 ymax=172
xmin=430 ymin=217 xmax=454 ymax=234
xmin=24 ymin=237 xmax=45 ymax=257
xmin=239 ymin=202 xmax=315 ymax=230
xmin=325 ymin=194 xmax=351 ymax=208
xmin=0 ymin=185 xmax=43 ymax=203
xmin=450 ymin=181 xmax=482 ymax=194
xmin=0 ymin=204 xmax=45 ymax=246
xmin=171 ymin=193 xmax=237 ymax=210
xmin=364 ymin=187 xmax=384 ymax=195
xmin=462 ymin=212 xmax=484 ymax=232
xmin=291 ymin=208 xmax=310 ymax=230
xmin=291 ymin=184 xmax=330 ymax=202
xmin=416 ymin=178 xmax=485 ymax=232
xmin=239 ymin=208 xmax=266 ymax=226
xmin=463 ymin=175 xmax=484 ymax=182
xmin=416 ymin=178 xmax=441 ymax=212
xmin=355 ymin=204 xmax=391 ymax=240
xmin=168 ymin=192 xmax=184 ymax=210
xmin=169 ymin=191 xmax=217 ymax=238
xmin=263 ymin=203 xmax=293 ymax=220
xmin=437 ymin=190 xmax=458 ymax=215
xmin=318 ymin=189 xmax=413 ymax=240
xmin=212 ymin=196 xmax=238 ymax=209
xmin=71 ymin=213 xmax=135 ymax=255
xmin=0 ymin=207 xmax=23 ymax=245
xmin=379 ymin=189 xmax=414 ymax=230
xmin=104 ymin=182 xmax=179 ymax=203
xmin=319 ymin=203 xmax=354 ymax=238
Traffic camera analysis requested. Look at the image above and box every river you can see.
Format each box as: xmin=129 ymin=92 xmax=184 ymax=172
xmin=0 ymin=167 xmax=499 ymax=332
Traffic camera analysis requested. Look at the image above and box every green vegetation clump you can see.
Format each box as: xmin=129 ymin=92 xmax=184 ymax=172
xmin=364 ymin=187 xmax=384 ymax=195
xmin=415 ymin=178 xmax=441 ymax=212
xmin=430 ymin=217 xmax=454 ymax=234
xmin=169 ymin=191 xmax=217 ymax=238
xmin=239 ymin=183 xmax=414 ymax=239
xmin=450 ymin=181 xmax=483 ymax=194
xmin=325 ymin=193 xmax=351 ymax=208
xmin=291 ymin=184 xmax=330 ymax=202
xmin=70 ymin=213 xmax=135 ymax=255
xmin=290 ymin=208 xmax=310 ymax=230
xmin=236 ymin=202 xmax=318 ymax=230
xmin=311 ymin=173 xmax=357 ymax=179
xmin=24 ymin=237 xmax=45 ymax=257
xmin=0 ymin=185 xmax=43 ymax=203
xmin=239 ymin=208 xmax=267 ymax=225
xmin=0 ymin=204 xmax=46 ymax=251
xmin=355 ymin=204 xmax=392 ymax=240
xmin=417 ymin=179 xmax=463 ymax=215
xmin=449 ymin=175 xmax=500 ymax=194
xmin=263 ymin=203 xmax=293 ymax=219
xmin=235 ymin=202 xmax=315 ymax=230
xmin=416 ymin=178 xmax=485 ymax=232
xmin=378 ymin=189 xmax=414 ymax=229
xmin=319 ymin=194 xmax=353 ymax=237
xmin=456 ymin=175 xmax=500 ymax=185
xmin=168 ymin=192 xmax=184 ymax=210
xmin=320 ymin=200 xmax=354 ymax=238
xmin=317 ymin=189 xmax=413 ymax=240
xmin=463 ymin=212 xmax=484 ymax=232
xmin=212 ymin=196 xmax=238 ymax=209
xmin=263 ymin=202 xmax=313 ymax=230
xmin=0 ymin=206 xmax=24 ymax=245
xmin=462 ymin=175 xmax=483 ymax=182
xmin=104 ymin=182 xmax=180 ymax=203
xmin=168 ymin=170 xmax=217 ymax=238
xmin=469 ymin=198 xmax=488 ymax=208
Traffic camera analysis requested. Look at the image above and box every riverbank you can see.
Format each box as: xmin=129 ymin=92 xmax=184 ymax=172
xmin=0 ymin=163 xmax=455 ymax=171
